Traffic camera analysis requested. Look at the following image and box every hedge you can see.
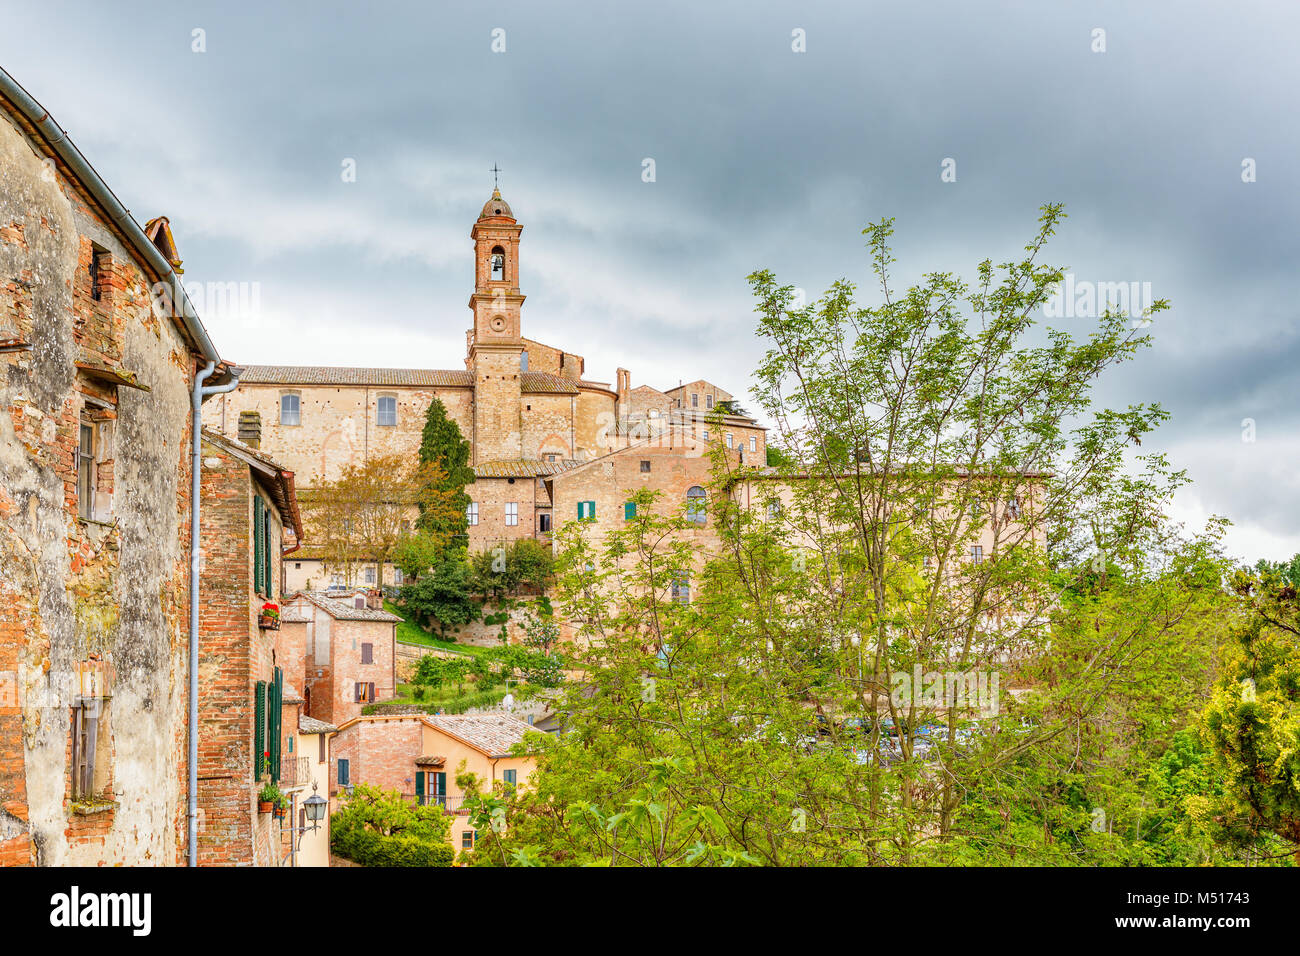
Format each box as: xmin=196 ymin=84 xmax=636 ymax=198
xmin=331 ymin=823 xmax=455 ymax=867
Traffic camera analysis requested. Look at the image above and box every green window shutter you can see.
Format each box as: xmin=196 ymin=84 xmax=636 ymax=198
xmin=577 ymin=501 xmax=584 ymax=519
xmin=269 ymin=667 xmax=283 ymax=783
xmin=253 ymin=496 xmax=265 ymax=597
xmin=624 ymin=501 xmax=636 ymax=520
xmin=254 ymin=680 xmax=266 ymax=778
xmin=415 ymin=770 xmax=425 ymax=804
xmin=263 ymin=507 xmax=273 ymax=596
xmin=590 ymin=501 xmax=595 ymax=519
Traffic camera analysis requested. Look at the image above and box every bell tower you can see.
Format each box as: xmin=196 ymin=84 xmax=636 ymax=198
xmin=468 ymin=186 xmax=525 ymax=464
xmin=469 ymin=187 xmax=524 ymax=344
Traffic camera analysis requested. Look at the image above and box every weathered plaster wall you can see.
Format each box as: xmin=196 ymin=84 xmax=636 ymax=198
xmin=0 ymin=112 xmax=193 ymax=866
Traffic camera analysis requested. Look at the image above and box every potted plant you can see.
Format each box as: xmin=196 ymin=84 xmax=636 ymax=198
xmin=258 ymin=782 xmax=281 ymax=814
xmin=273 ymin=794 xmax=289 ymax=819
xmin=258 ymin=602 xmax=281 ymax=630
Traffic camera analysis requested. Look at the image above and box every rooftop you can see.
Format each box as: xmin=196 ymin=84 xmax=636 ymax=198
xmin=292 ymin=590 xmax=402 ymax=623
xmin=424 ymin=713 xmax=540 ymax=758
xmin=238 ymin=366 xmax=472 ymax=388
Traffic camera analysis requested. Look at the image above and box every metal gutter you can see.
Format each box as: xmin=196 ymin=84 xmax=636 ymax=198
xmin=0 ymin=65 xmax=224 ymax=368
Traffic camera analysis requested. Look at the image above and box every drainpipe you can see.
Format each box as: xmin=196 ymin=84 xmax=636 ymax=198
xmin=188 ymin=358 xmax=243 ymax=866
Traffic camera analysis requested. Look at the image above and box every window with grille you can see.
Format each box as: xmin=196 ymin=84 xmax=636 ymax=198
xmin=971 ymin=545 xmax=984 ymax=565
xmin=686 ymin=486 xmax=707 ymax=524
xmin=671 ymin=576 xmax=690 ymax=605
xmin=377 ymin=395 xmax=397 ymax=426
xmin=467 ymin=502 xmax=479 ymax=525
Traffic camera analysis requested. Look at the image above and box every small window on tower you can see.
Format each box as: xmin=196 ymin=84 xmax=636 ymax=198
xmin=521 ymin=350 xmax=529 ymax=371
xmin=491 ymin=246 xmax=506 ymax=281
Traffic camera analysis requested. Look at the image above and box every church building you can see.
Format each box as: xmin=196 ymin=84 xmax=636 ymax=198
xmin=204 ymin=188 xmax=765 ymax=589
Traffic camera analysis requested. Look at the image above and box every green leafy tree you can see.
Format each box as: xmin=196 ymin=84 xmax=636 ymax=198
xmin=330 ymin=783 xmax=454 ymax=867
xmin=401 ymin=551 xmax=479 ymax=636
xmin=1204 ymin=564 xmax=1300 ymax=862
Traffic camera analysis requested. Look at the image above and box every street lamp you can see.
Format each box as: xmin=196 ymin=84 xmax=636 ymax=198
xmin=285 ymin=782 xmax=329 ymax=855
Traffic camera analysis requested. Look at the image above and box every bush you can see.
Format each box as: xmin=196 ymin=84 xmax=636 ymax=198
xmin=329 ymin=783 xmax=454 ymax=867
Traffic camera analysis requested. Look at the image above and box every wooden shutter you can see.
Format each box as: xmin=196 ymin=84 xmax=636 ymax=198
xmin=262 ymin=505 xmax=273 ymax=596
xmin=254 ymin=680 xmax=266 ymax=777
xmin=253 ymin=496 xmax=265 ymax=596
xmin=624 ymin=501 xmax=636 ymax=520
xmin=415 ymin=770 xmax=425 ymax=804
xmin=269 ymin=667 xmax=283 ymax=782
xmin=369 ymin=682 xmax=375 ymax=703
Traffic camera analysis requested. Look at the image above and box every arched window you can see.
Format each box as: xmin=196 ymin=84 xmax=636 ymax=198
xmin=490 ymin=245 xmax=506 ymax=281
xmin=686 ymin=486 xmax=707 ymax=524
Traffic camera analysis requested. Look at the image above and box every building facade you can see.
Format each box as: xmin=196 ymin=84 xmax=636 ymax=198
xmin=0 ymin=68 xmax=233 ymax=866
xmin=203 ymin=189 xmax=766 ymax=585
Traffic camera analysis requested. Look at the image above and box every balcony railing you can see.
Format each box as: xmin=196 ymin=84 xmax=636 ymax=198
xmin=414 ymin=794 xmax=469 ymax=813
xmin=279 ymin=755 xmax=312 ymax=789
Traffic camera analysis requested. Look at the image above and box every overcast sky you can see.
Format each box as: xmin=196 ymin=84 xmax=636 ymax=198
xmin=4 ymin=0 xmax=1296 ymax=561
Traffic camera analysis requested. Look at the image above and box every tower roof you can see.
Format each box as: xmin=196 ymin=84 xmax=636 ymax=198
xmin=478 ymin=188 xmax=514 ymax=220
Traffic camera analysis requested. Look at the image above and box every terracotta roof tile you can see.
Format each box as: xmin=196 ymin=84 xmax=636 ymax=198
xmin=423 ymin=714 xmax=540 ymax=758
xmin=472 ymin=459 xmax=583 ymax=478
xmin=239 ymin=366 xmax=472 ymax=387
xmin=520 ymin=371 xmax=579 ymax=394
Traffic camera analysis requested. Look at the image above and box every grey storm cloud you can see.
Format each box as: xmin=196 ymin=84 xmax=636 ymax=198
xmin=2 ymin=0 xmax=1296 ymax=558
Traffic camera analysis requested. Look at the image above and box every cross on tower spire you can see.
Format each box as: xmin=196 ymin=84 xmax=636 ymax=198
xmin=490 ymin=163 xmax=502 ymax=190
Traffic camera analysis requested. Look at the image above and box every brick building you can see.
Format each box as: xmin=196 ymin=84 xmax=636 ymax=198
xmin=330 ymin=712 xmax=538 ymax=853
xmin=194 ymin=428 xmax=306 ymax=866
xmin=280 ymin=590 xmax=399 ymax=726
xmin=203 ymin=189 xmax=766 ymax=584
xmin=0 ymin=68 xmax=239 ymax=866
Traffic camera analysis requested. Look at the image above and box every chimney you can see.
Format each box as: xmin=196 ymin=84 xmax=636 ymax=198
xmin=238 ymin=410 xmax=262 ymax=449
xmin=616 ymin=368 xmax=630 ymax=411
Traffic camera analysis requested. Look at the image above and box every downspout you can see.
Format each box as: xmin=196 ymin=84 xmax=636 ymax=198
xmin=188 ymin=358 xmax=243 ymax=866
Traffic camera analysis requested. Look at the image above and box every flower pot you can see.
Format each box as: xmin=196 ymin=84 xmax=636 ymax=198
xmin=258 ymin=801 xmax=273 ymax=814
xmin=258 ymin=616 xmax=280 ymax=630
xmin=273 ymin=807 xmax=287 ymax=819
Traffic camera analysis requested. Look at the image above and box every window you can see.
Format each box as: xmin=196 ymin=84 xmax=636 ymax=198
xmin=538 ymin=513 xmax=551 ymax=533
xmin=363 ymin=566 xmax=375 ymax=585
xmin=354 ymin=681 xmax=375 ymax=703
xmin=337 ymin=758 xmax=350 ymax=787
xmin=467 ymin=502 xmax=479 ymax=526
xmin=767 ymin=500 xmax=782 ymax=520
xmin=970 ymin=545 xmax=984 ymax=565
xmin=505 ymin=502 xmax=519 ymax=526
xmin=691 ymin=393 xmax=699 ymax=408
xmin=503 ymin=768 xmax=517 ymax=791
xmin=377 ymin=395 xmax=397 ymax=427
xmin=686 ymin=486 xmax=707 ymax=524
xmin=318 ymin=734 xmax=326 ymax=763
xmin=624 ymin=501 xmax=637 ymax=520
xmin=640 ymin=460 xmax=651 ymax=473
xmin=430 ymin=771 xmax=447 ymax=806
xmin=462 ymin=830 xmax=475 ymax=849
xmin=578 ymin=500 xmax=596 ymax=520
xmin=671 ymin=575 xmax=690 ymax=605
xmin=280 ymin=393 xmax=300 ymax=426
xmin=521 ymin=350 xmax=529 ymax=371
xmin=726 ymin=433 xmax=733 ymax=449
xmin=394 ymin=568 xmax=405 ymax=585
xmin=361 ymin=643 xmax=373 ymax=664
xmin=76 ymin=422 xmax=95 ymax=520
xmin=545 ymin=453 xmax=557 ymax=462
xmin=253 ymin=496 xmax=273 ymax=597
xmin=89 ymin=246 xmax=109 ymax=302
xmin=706 ymin=394 xmax=714 ymax=409
xmin=354 ymin=596 xmax=365 ymax=609
xmin=491 ymin=245 xmax=505 ymax=281
xmin=702 ymin=429 xmax=709 ymax=441
xmin=1007 ymin=497 xmax=1021 ymax=519
xmin=750 ymin=436 xmax=757 ymax=453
